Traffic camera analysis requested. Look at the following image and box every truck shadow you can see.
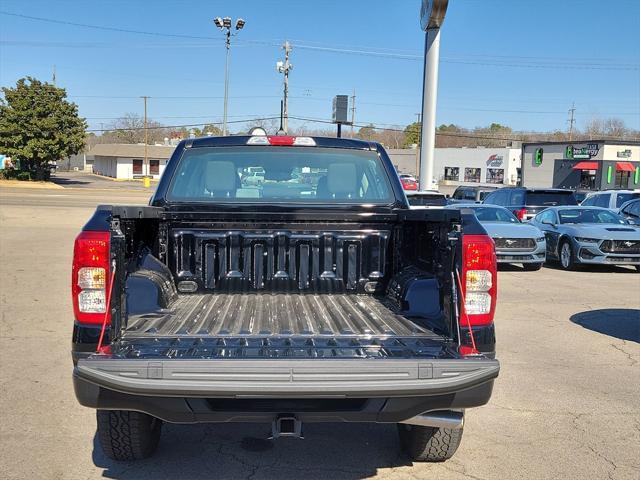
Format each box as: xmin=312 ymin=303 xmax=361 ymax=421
xmin=570 ymin=309 xmax=640 ymax=343
xmin=93 ymin=422 xmax=413 ymax=479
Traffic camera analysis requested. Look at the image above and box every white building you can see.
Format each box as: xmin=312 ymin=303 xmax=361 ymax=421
xmin=88 ymin=144 xmax=176 ymax=180
xmin=387 ymin=147 xmax=521 ymax=191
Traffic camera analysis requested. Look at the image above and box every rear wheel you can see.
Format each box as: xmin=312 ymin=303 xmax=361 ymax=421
xmin=559 ymin=240 xmax=577 ymax=271
xmin=97 ymin=410 xmax=162 ymax=461
xmin=397 ymin=424 xmax=463 ymax=462
xmin=522 ymin=262 xmax=543 ymax=271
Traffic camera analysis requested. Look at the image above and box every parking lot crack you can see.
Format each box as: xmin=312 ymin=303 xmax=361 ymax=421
xmin=586 ymin=445 xmax=618 ymax=480
xmin=610 ymin=342 xmax=638 ymax=366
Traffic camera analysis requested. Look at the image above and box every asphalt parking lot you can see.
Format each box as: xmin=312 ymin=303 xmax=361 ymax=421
xmin=0 ymin=180 xmax=638 ymax=480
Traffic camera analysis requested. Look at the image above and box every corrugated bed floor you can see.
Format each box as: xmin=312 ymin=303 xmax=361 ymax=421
xmin=124 ymin=293 xmax=436 ymax=338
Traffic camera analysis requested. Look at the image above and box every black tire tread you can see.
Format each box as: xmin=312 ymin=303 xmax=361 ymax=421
xmin=398 ymin=424 xmax=463 ymax=462
xmin=97 ymin=410 xmax=161 ymax=461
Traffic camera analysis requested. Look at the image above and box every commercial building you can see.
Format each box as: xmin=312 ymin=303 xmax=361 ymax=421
xmin=521 ymin=140 xmax=640 ymax=190
xmin=387 ymin=147 xmax=521 ymax=192
xmin=88 ymin=144 xmax=175 ymax=180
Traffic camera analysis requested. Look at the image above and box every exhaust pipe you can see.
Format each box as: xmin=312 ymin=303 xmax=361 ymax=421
xmin=400 ymin=410 xmax=464 ymax=430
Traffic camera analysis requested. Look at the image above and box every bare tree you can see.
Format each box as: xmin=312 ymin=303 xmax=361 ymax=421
xmin=99 ymin=113 xmax=168 ymax=144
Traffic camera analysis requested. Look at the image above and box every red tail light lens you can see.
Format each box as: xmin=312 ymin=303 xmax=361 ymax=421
xmin=72 ymin=231 xmax=111 ymax=325
xmin=514 ymin=208 xmax=527 ymax=221
xmin=461 ymin=234 xmax=497 ymax=326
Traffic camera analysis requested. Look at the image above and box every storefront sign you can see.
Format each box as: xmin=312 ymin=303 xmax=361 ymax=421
xmin=486 ymin=154 xmax=504 ymax=167
xmin=566 ymin=144 xmax=600 ymax=159
xmin=617 ymin=149 xmax=632 ymax=158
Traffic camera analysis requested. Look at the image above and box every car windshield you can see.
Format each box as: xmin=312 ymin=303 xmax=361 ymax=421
xmin=470 ymin=207 xmax=519 ymax=223
xmin=558 ymin=209 xmax=626 ymax=224
xmin=167 ymin=146 xmax=394 ymax=203
xmin=527 ymin=192 xmax=576 ymax=206
xmin=616 ymin=192 xmax=640 ymax=208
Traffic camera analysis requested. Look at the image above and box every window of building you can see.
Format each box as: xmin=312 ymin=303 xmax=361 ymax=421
xmin=615 ymin=171 xmax=630 ymax=189
xmin=464 ymin=168 xmax=481 ymax=183
xmin=133 ymin=159 xmax=143 ymax=175
xmin=444 ymin=167 xmax=459 ymax=181
xmin=579 ymin=170 xmax=597 ymax=190
xmin=486 ymin=168 xmax=504 ymax=184
xmin=150 ymin=160 xmax=160 ymax=175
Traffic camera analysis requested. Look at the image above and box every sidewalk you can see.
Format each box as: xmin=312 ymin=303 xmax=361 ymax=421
xmin=0 ymin=179 xmax=64 ymax=190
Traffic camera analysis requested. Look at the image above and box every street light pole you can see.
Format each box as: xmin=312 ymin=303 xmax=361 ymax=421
xmin=214 ymin=17 xmax=246 ymax=136
xmin=419 ymin=29 xmax=441 ymax=191
xmin=418 ymin=0 xmax=449 ymax=191
xmin=222 ymin=29 xmax=231 ymax=137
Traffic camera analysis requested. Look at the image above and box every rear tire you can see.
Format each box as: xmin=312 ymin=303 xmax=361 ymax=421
xmin=522 ymin=262 xmax=543 ymax=271
xmin=97 ymin=410 xmax=162 ymax=461
xmin=397 ymin=424 xmax=463 ymax=462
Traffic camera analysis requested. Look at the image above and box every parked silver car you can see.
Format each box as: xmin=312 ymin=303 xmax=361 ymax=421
xmin=530 ymin=206 xmax=640 ymax=271
xmin=450 ymin=204 xmax=546 ymax=270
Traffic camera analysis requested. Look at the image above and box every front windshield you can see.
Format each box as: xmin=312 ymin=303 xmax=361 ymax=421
xmin=558 ymin=209 xmax=626 ymax=225
xmin=471 ymin=207 xmax=519 ymax=223
xmin=166 ymin=146 xmax=394 ymax=203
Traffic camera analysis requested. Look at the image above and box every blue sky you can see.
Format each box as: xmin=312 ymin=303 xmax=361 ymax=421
xmin=1 ymin=0 xmax=639 ymax=133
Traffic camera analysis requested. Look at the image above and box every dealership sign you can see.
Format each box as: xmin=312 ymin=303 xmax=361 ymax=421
xmin=566 ymin=143 xmax=599 ymax=159
xmin=486 ymin=154 xmax=504 ymax=167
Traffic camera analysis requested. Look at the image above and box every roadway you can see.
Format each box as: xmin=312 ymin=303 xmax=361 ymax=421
xmin=0 ymin=180 xmax=638 ymax=480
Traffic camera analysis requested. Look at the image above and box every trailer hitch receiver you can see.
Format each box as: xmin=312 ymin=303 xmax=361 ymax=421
xmin=270 ymin=415 xmax=303 ymax=439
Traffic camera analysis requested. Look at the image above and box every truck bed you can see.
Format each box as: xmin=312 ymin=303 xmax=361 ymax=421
xmin=118 ymin=293 xmax=452 ymax=360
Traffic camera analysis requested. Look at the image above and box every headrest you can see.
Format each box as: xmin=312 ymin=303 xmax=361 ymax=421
xmin=327 ymin=163 xmax=357 ymax=196
xmin=205 ymin=161 xmax=237 ymax=196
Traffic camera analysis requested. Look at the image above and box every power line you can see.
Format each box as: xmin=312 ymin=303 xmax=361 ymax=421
xmin=3 ymin=11 xmax=638 ymax=70
xmin=86 ymin=116 xmax=281 ymax=132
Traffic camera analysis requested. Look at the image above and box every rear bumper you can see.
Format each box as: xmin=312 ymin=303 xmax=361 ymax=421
xmin=73 ymin=357 xmax=499 ymax=423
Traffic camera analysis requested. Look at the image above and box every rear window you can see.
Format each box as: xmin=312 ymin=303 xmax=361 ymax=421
xmin=166 ymin=146 xmax=393 ymax=203
xmin=616 ymin=192 xmax=640 ymax=208
xmin=526 ymin=192 xmax=577 ymax=206
xmin=407 ymin=194 xmax=447 ymax=207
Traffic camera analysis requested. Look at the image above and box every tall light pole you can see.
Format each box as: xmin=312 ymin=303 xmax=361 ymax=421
xmin=213 ymin=16 xmax=245 ymax=136
xmin=276 ymin=41 xmax=293 ymax=134
xmin=418 ymin=0 xmax=449 ymax=191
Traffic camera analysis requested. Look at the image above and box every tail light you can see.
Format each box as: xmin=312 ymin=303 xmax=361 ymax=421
xmin=72 ymin=231 xmax=111 ymax=325
xmin=461 ymin=234 xmax=497 ymax=326
xmin=514 ymin=208 xmax=527 ymax=221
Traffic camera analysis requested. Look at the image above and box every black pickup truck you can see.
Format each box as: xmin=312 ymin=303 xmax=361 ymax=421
xmin=72 ymin=135 xmax=499 ymax=462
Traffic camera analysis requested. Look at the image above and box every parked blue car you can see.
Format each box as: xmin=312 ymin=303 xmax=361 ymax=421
xmin=450 ymin=204 xmax=546 ymax=270
xmin=529 ymin=206 xmax=640 ymax=271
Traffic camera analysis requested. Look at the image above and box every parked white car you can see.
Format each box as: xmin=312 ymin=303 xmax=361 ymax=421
xmin=581 ymin=190 xmax=639 ymax=211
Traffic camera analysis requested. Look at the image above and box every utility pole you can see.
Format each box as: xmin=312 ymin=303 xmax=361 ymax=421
xmin=350 ymin=89 xmax=356 ymax=137
xmin=415 ymin=113 xmax=422 ymax=124
xmin=141 ymin=96 xmax=149 ymax=177
xmin=568 ymin=102 xmax=576 ymax=141
xmin=213 ymin=17 xmax=246 ymax=136
xmin=277 ymin=41 xmax=293 ymax=133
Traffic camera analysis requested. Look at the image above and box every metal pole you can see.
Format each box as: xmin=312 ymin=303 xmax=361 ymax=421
xmin=222 ymin=30 xmax=231 ymax=136
xmin=142 ymin=95 xmax=148 ymax=177
xmin=282 ymin=41 xmax=291 ymax=133
xmin=350 ymin=89 xmax=356 ymax=138
xmin=418 ymin=28 xmax=441 ymax=191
